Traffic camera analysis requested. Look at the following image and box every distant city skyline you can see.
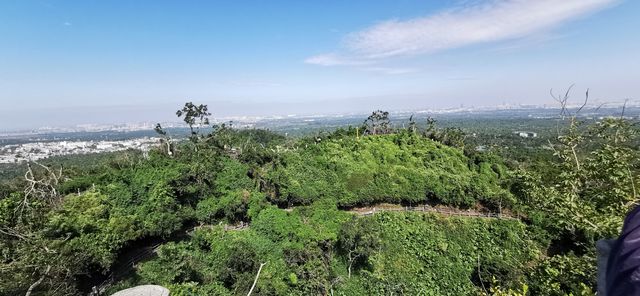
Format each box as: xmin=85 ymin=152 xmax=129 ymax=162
xmin=1 ymin=0 xmax=638 ymax=129
xmin=3 ymin=100 xmax=638 ymax=133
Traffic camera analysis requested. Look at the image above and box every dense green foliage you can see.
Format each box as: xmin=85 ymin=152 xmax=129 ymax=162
xmin=1 ymin=105 xmax=638 ymax=295
xmin=107 ymin=208 xmax=535 ymax=296
xmin=341 ymin=213 xmax=536 ymax=295
xmin=111 ymin=202 xmax=351 ymax=295
xmin=265 ymin=133 xmax=512 ymax=209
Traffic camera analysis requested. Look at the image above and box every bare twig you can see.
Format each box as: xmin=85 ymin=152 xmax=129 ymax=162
xmin=0 ymin=227 xmax=30 ymax=240
xmin=628 ymin=165 xmax=638 ymax=201
xmin=25 ymin=265 xmax=51 ymax=296
xmin=247 ymin=262 xmax=267 ymax=296
xmin=551 ymin=84 xmax=575 ymax=119
xmin=594 ymin=102 xmax=606 ymax=114
xmin=575 ymin=88 xmax=589 ymax=115
xmin=19 ymin=161 xmax=63 ymax=216
xmin=621 ymin=99 xmax=629 ymax=119
xmin=347 ymin=251 xmax=361 ymax=278
xmin=477 ymin=255 xmax=489 ymax=295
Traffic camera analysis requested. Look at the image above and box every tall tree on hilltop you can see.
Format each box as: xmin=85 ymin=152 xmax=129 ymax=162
xmin=176 ymin=102 xmax=211 ymax=143
xmin=363 ymin=110 xmax=390 ymax=135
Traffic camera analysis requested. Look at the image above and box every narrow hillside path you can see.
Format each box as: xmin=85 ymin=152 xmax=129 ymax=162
xmin=346 ymin=203 xmax=518 ymax=220
xmin=192 ymin=205 xmax=518 ymax=238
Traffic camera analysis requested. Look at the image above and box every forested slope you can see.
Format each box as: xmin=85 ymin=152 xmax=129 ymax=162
xmin=264 ymin=134 xmax=511 ymax=208
xmin=1 ymin=107 xmax=637 ymax=295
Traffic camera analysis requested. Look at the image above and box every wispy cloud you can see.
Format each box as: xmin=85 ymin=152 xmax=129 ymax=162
xmin=307 ymin=0 xmax=617 ymax=65
xmin=304 ymin=54 xmax=418 ymax=75
xmin=63 ymin=21 xmax=72 ymax=26
xmin=363 ymin=67 xmax=420 ymax=75
xmin=304 ymin=53 xmax=371 ymax=66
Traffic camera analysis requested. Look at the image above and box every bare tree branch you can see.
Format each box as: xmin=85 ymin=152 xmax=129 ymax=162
xmin=247 ymin=262 xmax=267 ymax=296
xmin=621 ymin=98 xmax=629 ymax=119
xmin=25 ymin=265 xmax=51 ymax=296
xmin=575 ymin=88 xmax=589 ymax=115
xmin=19 ymin=161 xmax=64 ymax=215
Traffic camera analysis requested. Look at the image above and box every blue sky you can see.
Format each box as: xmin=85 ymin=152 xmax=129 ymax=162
xmin=0 ymin=0 xmax=638 ymax=128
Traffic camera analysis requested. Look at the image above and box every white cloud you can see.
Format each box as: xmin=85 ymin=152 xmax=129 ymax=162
xmin=63 ymin=21 xmax=72 ymax=26
xmin=363 ymin=67 xmax=420 ymax=75
xmin=309 ymin=0 xmax=617 ymax=64
xmin=304 ymin=54 xmax=418 ymax=75
xmin=304 ymin=53 xmax=371 ymax=66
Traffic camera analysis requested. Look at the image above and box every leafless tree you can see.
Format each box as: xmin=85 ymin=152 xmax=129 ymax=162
xmin=18 ymin=161 xmax=63 ymax=215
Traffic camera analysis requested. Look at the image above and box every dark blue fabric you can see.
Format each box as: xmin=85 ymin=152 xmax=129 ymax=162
xmin=606 ymin=206 xmax=640 ymax=296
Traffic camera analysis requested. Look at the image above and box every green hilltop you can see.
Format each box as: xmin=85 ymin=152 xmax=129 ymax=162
xmin=1 ymin=106 xmax=637 ymax=295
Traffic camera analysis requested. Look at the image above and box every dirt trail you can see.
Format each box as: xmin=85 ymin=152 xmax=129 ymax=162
xmin=347 ymin=203 xmax=518 ymax=220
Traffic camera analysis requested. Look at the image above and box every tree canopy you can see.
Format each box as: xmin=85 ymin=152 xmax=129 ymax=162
xmin=1 ymin=104 xmax=637 ymax=295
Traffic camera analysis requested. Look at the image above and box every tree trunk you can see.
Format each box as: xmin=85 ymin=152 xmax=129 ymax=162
xmin=347 ymin=251 xmax=359 ymax=279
